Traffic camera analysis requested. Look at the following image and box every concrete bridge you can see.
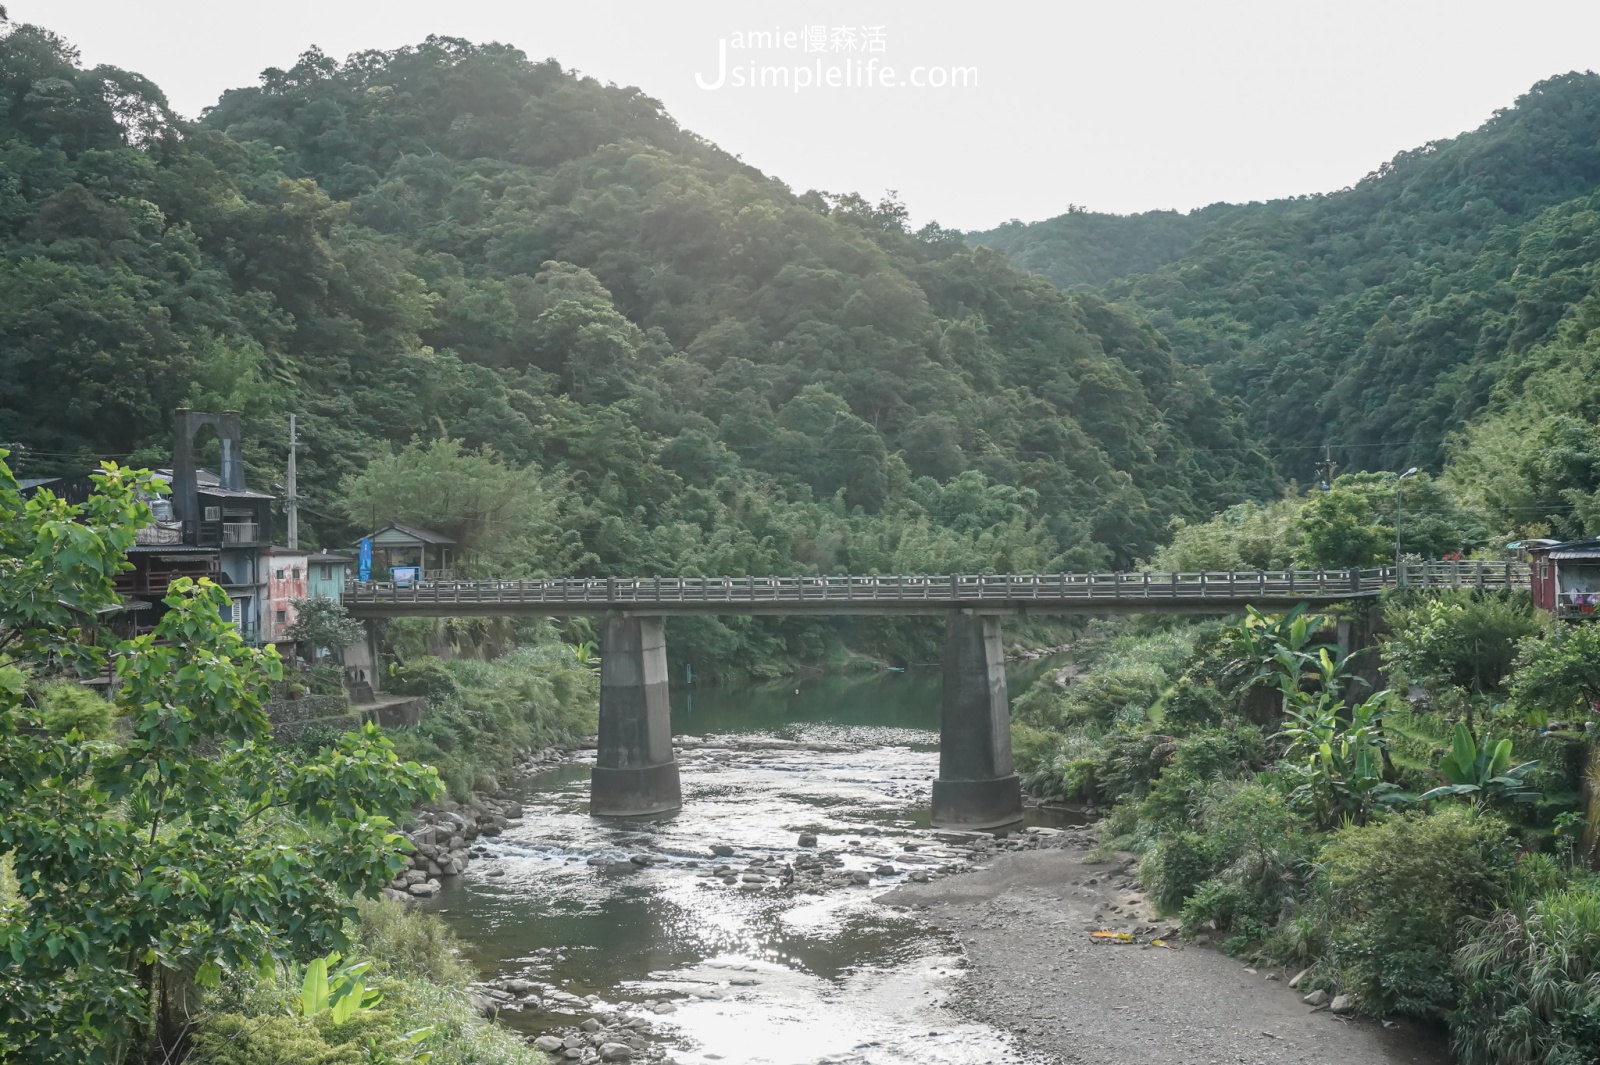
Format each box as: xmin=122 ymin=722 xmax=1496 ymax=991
xmin=341 ymin=562 xmax=1527 ymax=829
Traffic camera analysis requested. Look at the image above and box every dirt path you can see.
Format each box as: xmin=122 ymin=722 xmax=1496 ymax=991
xmin=878 ymin=846 xmax=1450 ymax=1065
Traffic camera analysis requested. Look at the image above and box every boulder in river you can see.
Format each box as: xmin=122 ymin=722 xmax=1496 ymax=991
xmin=711 ymin=844 xmax=736 ymax=857
xmin=599 ymin=1044 xmax=633 ymax=1062
xmin=534 ymin=1035 xmax=564 ymax=1052
xmin=797 ymin=833 xmax=818 ymax=847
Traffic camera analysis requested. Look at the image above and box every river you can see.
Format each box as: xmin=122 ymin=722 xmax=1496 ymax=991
xmin=414 ymin=662 xmax=1068 ymax=1065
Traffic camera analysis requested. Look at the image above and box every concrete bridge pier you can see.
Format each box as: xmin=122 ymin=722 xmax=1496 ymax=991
xmin=592 ymin=616 xmax=682 ymax=817
xmin=932 ymin=612 xmax=1022 ymax=829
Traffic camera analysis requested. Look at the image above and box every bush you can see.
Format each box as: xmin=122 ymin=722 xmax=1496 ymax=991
xmin=1157 ymin=684 xmax=1225 ymax=730
xmin=193 ymin=1013 xmax=366 ymax=1065
xmin=35 ymin=679 xmax=114 ymax=739
xmin=1317 ymin=807 xmax=1516 ymax=1018
xmin=1381 ymin=591 xmax=1538 ymax=697
xmin=1173 ymin=782 xmax=1317 ymax=947
xmin=352 ymin=896 xmax=475 ymax=987
xmin=1060 ymin=664 xmax=1166 ymax=726
xmin=387 ymin=645 xmax=598 ymax=800
xmin=1142 ymin=831 xmax=1217 ymax=913
xmin=1452 ymin=884 xmax=1600 ymax=1065
xmin=1138 ymin=728 xmax=1265 ymax=826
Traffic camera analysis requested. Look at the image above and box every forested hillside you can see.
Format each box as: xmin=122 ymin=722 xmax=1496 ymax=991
xmin=973 ymin=72 xmax=1600 ymax=534
xmin=0 ymin=24 xmax=1274 ymax=587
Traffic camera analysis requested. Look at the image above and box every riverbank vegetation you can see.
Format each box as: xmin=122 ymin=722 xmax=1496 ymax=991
xmin=1013 ymin=590 xmax=1600 ymax=1061
xmin=0 ymin=456 xmax=540 ymax=1064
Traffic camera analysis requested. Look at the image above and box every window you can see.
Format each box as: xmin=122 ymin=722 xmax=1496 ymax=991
xmin=320 ymin=564 xmax=333 ymax=580
xmin=276 ymin=610 xmax=286 ymax=624
xmin=275 ymin=568 xmax=285 ymax=580
xmin=292 ymin=567 xmax=301 ymax=580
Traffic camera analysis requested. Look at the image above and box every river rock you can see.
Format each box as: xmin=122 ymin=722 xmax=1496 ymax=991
xmin=798 ymin=833 xmax=818 ymax=847
xmin=580 ymin=1018 xmax=601 ymax=1032
xmin=850 ymin=870 xmax=872 ymax=885
xmin=599 ymin=1044 xmax=632 ymax=1062
xmin=534 ymin=1036 xmax=565 ymax=1052
xmin=1288 ymin=966 xmax=1311 ymax=989
xmin=741 ymin=873 xmax=769 ymax=884
xmin=711 ymin=844 xmax=736 ymax=857
xmin=651 ymin=1002 xmax=676 ymax=1014
xmin=408 ymin=881 xmax=437 ymax=897
xmin=1330 ymin=994 xmax=1353 ymax=1014
xmin=1302 ymin=988 xmax=1329 ymax=1007
xmin=629 ymin=854 xmax=653 ymax=866
xmin=721 ymin=875 xmax=738 ymax=885
xmin=876 ymin=864 xmax=897 ymax=876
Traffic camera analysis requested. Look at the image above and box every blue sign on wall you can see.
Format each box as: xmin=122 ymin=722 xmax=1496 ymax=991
xmin=358 ymin=537 xmax=373 ymax=582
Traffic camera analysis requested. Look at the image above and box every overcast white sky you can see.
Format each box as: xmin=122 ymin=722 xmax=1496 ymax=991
xmin=17 ymin=1 xmax=1600 ymax=230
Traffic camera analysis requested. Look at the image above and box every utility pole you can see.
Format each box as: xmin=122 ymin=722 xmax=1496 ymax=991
xmin=1315 ymin=446 xmax=1338 ymax=492
xmin=1395 ymin=466 xmax=1419 ymax=586
xmin=286 ymin=414 xmax=299 ymax=550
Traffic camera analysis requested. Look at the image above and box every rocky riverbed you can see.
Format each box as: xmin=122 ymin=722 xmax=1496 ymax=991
xmin=401 ymin=723 xmax=1447 ymax=1065
xmin=880 ymin=846 xmax=1451 ymax=1065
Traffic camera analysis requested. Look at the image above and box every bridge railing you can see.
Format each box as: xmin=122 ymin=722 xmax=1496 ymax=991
xmin=342 ymin=560 xmax=1529 ymax=608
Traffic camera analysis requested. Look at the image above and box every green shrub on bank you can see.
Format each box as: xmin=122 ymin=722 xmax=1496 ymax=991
xmin=34 ymin=679 xmax=114 ymax=739
xmin=1452 ymin=881 xmax=1600 ymax=1065
xmin=196 ymin=900 xmax=543 ymax=1065
xmin=1317 ymin=807 xmax=1517 ymax=1018
xmin=388 ymin=643 xmax=598 ymax=799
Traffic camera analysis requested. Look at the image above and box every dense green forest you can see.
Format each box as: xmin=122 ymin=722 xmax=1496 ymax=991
xmin=973 ymin=72 xmax=1600 ymax=540
xmin=0 ymin=20 xmax=1285 ymax=668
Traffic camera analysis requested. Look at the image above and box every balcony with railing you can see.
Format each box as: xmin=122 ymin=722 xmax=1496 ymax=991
xmin=222 ymin=521 xmax=262 ymax=546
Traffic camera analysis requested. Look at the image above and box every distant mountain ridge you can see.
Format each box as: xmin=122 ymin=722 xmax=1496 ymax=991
xmin=969 ymin=72 xmax=1600 ymax=479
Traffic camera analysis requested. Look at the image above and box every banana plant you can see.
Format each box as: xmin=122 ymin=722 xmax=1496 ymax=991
xmin=1416 ymin=722 xmax=1541 ymax=804
xmin=572 ymin=640 xmax=601 ymax=677
xmin=1275 ymin=660 xmax=1405 ymax=827
xmin=296 ymin=951 xmax=384 ymax=1024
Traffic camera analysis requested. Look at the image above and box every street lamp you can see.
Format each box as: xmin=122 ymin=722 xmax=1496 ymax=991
xmin=1395 ymin=467 xmax=1420 ymax=585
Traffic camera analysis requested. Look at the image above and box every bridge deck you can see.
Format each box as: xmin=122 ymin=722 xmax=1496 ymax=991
xmin=342 ymin=561 xmax=1529 ymax=617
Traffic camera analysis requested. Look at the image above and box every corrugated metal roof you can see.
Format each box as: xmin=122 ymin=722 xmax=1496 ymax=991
xmin=1548 ymin=537 xmax=1600 ymax=560
xmin=355 ymin=521 xmax=456 ymax=545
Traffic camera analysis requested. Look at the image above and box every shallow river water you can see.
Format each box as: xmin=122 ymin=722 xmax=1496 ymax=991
xmin=418 ymin=664 xmax=1066 ymax=1065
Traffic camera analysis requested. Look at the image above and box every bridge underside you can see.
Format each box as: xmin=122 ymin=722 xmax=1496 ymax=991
xmin=585 ymin=609 xmax=1023 ymax=828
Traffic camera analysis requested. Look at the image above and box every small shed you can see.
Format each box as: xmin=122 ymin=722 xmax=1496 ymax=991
xmin=307 ymin=552 xmax=352 ymax=599
xmin=1530 ymin=538 xmax=1600 ymax=618
xmin=356 ymin=522 xmax=456 ymax=581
